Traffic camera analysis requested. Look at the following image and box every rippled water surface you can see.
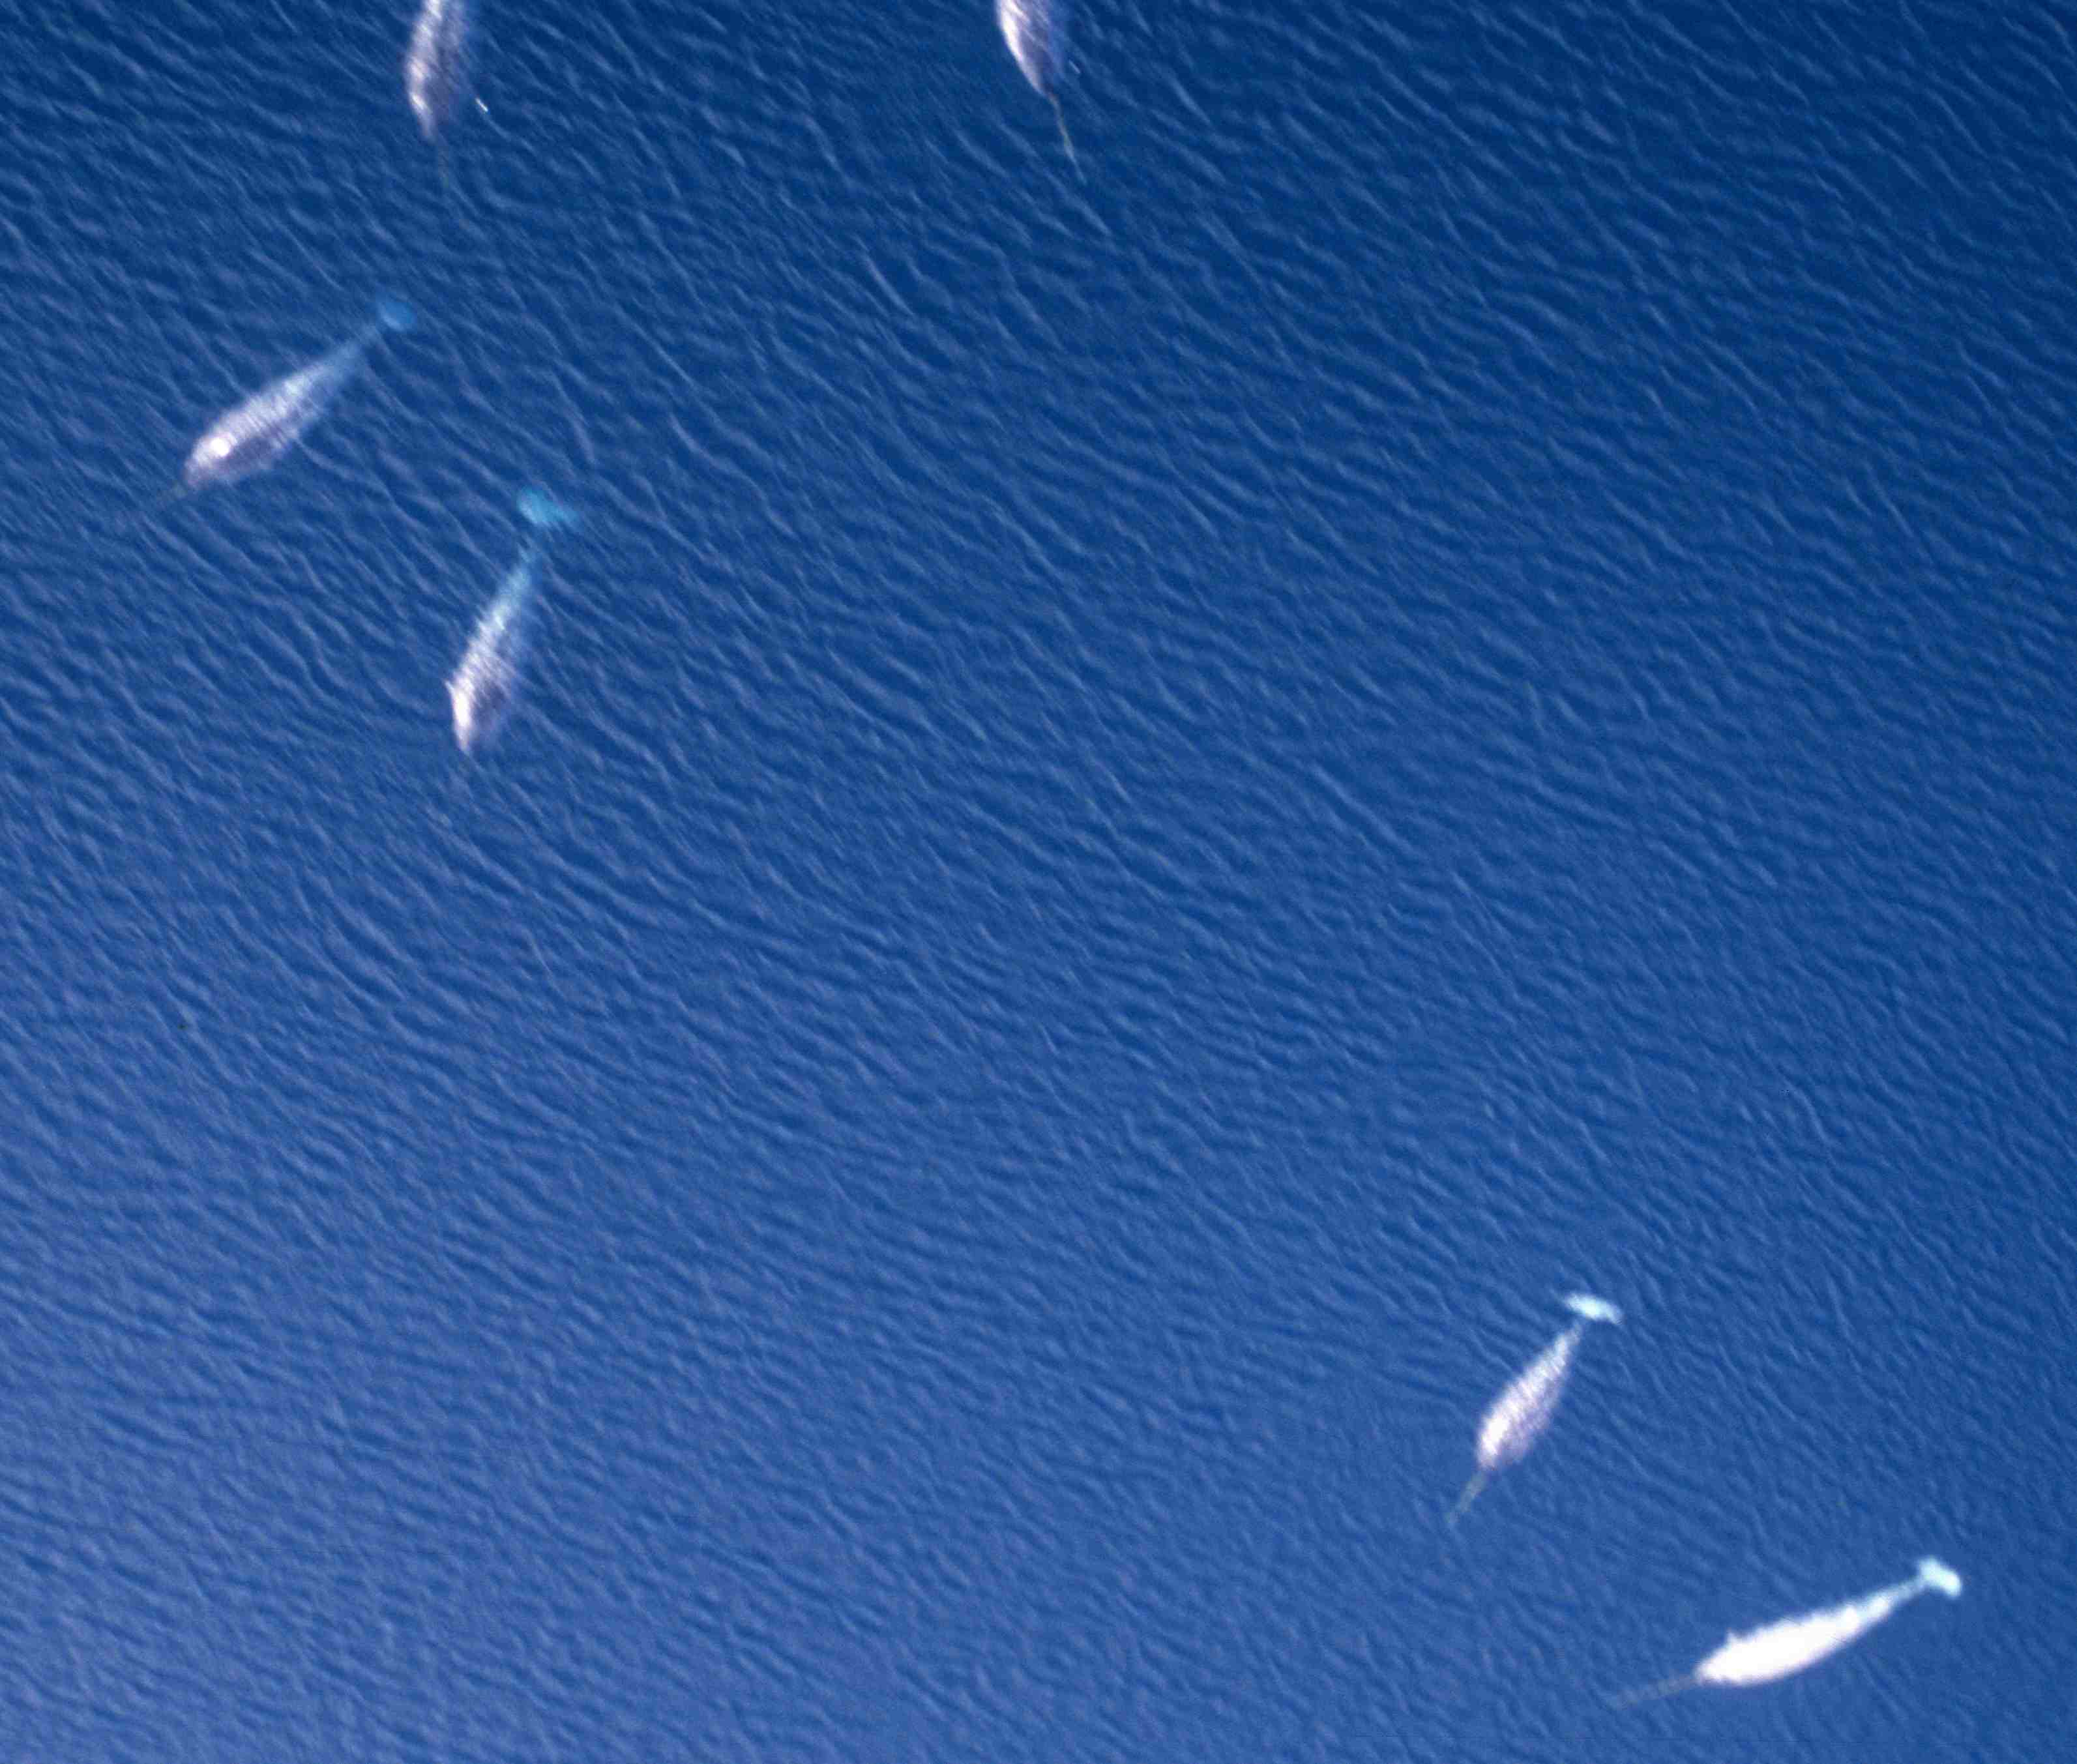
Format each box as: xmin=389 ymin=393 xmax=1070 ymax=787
xmin=1 ymin=2 xmax=2071 ymax=1758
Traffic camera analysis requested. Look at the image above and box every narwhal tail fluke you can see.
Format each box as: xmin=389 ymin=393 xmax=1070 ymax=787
xmin=517 ymin=488 xmax=580 ymax=533
xmin=1609 ymin=1673 xmax=1694 ymax=1711
xmin=1917 ymin=1556 xmax=1964 ymax=1598
xmin=1050 ymin=95 xmax=1082 ymax=176
xmin=1563 ymin=1293 xmax=1623 ymax=1325
xmin=1445 ymin=1469 xmax=1488 ymax=1528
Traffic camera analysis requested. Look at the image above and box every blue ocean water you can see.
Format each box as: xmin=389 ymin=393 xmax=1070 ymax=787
xmin=1 ymin=0 xmax=2071 ymax=1757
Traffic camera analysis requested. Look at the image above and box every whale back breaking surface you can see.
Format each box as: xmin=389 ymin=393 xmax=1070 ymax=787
xmin=1474 ymin=1321 xmax=1584 ymax=1471
xmin=1700 ymin=1595 xmax=1890 ymax=1686
xmin=183 ymin=335 xmax=370 ymax=490
xmin=449 ymin=491 xmax=578 ymax=752
xmin=1692 ymin=1563 xmax=1954 ymax=1688
xmin=449 ymin=561 xmax=538 ymax=753
xmin=405 ymin=0 xmax=477 ymax=141
xmin=997 ymin=0 xmax=1069 ymax=95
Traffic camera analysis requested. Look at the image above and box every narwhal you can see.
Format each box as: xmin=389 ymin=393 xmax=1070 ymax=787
xmin=183 ymin=298 xmax=415 ymax=493
xmin=1613 ymin=1557 xmax=1964 ymax=1707
xmin=404 ymin=0 xmax=477 ymax=142
xmin=997 ymin=0 xmax=1079 ymax=169
xmin=448 ymin=488 xmax=580 ymax=753
xmin=1447 ymin=1292 xmax=1623 ymax=1525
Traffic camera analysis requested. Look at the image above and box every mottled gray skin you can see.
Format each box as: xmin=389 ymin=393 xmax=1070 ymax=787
xmin=1447 ymin=1293 xmax=1619 ymax=1525
xmin=449 ymin=492 xmax=578 ymax=752
xmin=1614 ymin=1557 xmax=1962 ymax=1706
xmin=404 ymin=0 xmax=476 ymax=141
xmin=449 ymin=563 xmax=537 ymax=754
xmin=997 ymin=0 xmax=1069 ymax=94
xmin=182 ymin=313 xmax=397 ymax=492
xmin=1474 ymin=1321 xmax=1587 ymax=1473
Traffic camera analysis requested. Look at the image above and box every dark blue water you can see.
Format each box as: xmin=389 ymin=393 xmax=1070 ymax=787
xmin=1 ymin=1 xmax=2070 ymax=1757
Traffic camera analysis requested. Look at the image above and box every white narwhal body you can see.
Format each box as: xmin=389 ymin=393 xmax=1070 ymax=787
xmin=1449 ymin=1292 xmax=1622 ymax=1525
xmin=183 ymin=298 xmax=415 ymax=492
xmin=449 ymin=488 xmax=579 ymax=753
xmin=1615 ymin=1557 xmax=1963 ymax=1706
xmin=996 ymin=0 xmax=1078 ymax=167
xmin=404 ymin=0 xmax=477 ymax=141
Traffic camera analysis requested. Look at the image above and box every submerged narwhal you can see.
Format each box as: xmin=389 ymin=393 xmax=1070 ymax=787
xmin=448 ymin=488 xmax=580 ymax=753
xmin=1613 ymin=1557 xmax=1964 ymax=1707
xmin=183 ymin=298 xmax=415 ymax=492
xmin=404 ymin=0 xmax=477 ymax=142
xmin=997 ymin=0 xmax=1078 ymax=167
xmin=1448 ymin=1292 xmax=1622 ymax=1525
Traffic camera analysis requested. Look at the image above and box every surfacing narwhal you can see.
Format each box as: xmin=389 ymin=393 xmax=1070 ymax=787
xmin=183 ymin=297 xmax=415 ymax=493
xmin=404 ymin=0 xmax=477 ymax=142
xmin=1613 ymin=1556 xmax=1963 ymax=1707
xmin=1448 ymin=1292 xmax=1622 ymax=1525
xmin=997 ymin=0 xmax=1078 ymax=169
xmin=449 ymin=488 xmax=580 ymax=754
